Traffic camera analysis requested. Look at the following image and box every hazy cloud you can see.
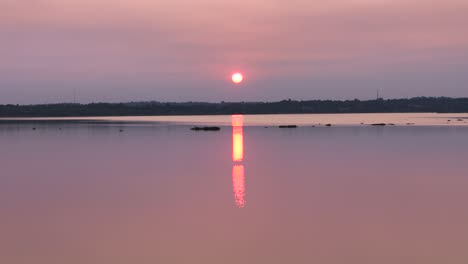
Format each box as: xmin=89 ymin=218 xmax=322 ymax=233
xmin=1 ymin=0 xmax=467 ymax=103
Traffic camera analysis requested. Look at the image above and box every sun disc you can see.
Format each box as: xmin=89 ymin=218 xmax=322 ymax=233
xmin=232 ymin=73 xmax=243 ymax=84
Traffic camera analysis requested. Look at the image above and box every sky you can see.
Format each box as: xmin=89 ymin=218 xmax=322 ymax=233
xmin=1 ymin=0 xmax=468 ymax=104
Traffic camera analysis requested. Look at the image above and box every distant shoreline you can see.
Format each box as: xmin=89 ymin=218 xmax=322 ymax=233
xmin=1 ymin=113 xmax=467 ymax=127
xmin=1 ymin=97 xmax=468 ymax=117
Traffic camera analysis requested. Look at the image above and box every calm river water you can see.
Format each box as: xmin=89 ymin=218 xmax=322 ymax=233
xmin=1 ymin=114 xmax=468 ymax=264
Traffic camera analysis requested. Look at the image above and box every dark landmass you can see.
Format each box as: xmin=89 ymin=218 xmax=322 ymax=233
xmin=1 ymin=97 xmax=468 ymax=117
xmin=191 ymin=126 xmax=221 ymax=131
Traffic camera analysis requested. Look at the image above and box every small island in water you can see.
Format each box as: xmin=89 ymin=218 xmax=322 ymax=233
xmin=1 ymin=97 xmax=468 ymax=117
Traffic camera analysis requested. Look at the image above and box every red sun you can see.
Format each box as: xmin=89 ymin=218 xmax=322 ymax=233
xmin=231 ymin=73 xmax=243 ymax=84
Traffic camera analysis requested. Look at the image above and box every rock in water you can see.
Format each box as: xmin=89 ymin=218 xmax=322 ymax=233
xmin=191 ymin=126 xmax=221 ymax=131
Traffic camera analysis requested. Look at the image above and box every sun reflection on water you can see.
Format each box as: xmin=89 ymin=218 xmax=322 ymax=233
xmin=231 ymin=115 xmax=245 ymax=208
xmin=232 ymin=115 xmax=244 ymax=162
xmin=232 ymin=165 xmax=245 ymax=208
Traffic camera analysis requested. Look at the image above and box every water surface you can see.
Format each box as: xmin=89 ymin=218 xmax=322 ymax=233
xmin=1 ymin=114 xmax=468 ymax=264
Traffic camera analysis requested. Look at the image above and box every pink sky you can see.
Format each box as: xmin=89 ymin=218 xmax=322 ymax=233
xmin=1 ymin=0 xmax=468 ymax=103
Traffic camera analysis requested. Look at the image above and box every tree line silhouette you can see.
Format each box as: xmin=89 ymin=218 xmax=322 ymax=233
xmin=1 ymin=97 xmax=467 ymax=117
